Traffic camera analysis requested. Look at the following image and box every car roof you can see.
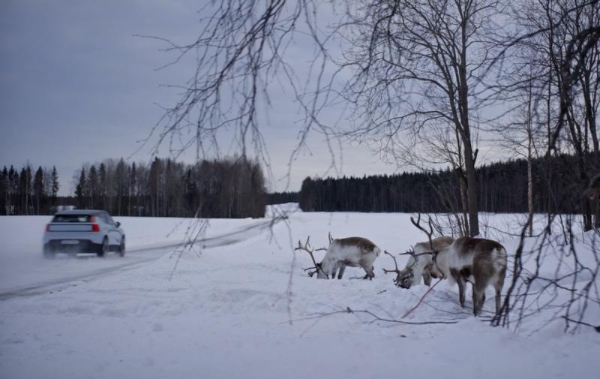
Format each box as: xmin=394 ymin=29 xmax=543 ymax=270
xmin=54 ymin=209 xmax=106 ymax=216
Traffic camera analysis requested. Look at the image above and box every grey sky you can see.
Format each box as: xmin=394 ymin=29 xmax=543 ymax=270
xmin=0 ymin=0 xmax=394 ymax=196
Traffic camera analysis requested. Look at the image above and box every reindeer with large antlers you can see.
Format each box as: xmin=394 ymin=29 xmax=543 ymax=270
xmin=386 ymin=236 xmax=455 ymax=289
xmin=384 ymin=214 xmax=454 ymax=288
xmin=391 ymin=214 xmax=508 ymax=316
xmin=296 ymin=233 xmax=381 ymax=280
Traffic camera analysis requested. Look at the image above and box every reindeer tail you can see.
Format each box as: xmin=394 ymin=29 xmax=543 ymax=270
xmin=374 ymin=246 xmax=382 ymax=257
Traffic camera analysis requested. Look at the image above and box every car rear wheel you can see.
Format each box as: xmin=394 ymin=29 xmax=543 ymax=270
xmin=118 ymin=237 xmax=125 ymax=257
xmin=97 ymin=237 xmax=109 ymax=257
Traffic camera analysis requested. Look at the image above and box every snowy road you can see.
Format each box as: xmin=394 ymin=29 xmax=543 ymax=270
xmin=0 ymin=217 xmax=283 ymax=301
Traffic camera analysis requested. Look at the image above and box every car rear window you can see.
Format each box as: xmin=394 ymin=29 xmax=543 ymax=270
xmin=52 ymin=215 xmax=94 ymax=223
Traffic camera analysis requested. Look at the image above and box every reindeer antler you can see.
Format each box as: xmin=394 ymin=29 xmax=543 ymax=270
xmin=382 ymin=251 xmax=401 ymax=274
xmin=383 ymin=247 xmax=435 ymax=287
xmin=410 ymin=214 xmax=435 ymax=252
xmin=382 ymin=250 xmax=405 ymax=286
xmin=295 ymin=236 xmax=324 ymax=277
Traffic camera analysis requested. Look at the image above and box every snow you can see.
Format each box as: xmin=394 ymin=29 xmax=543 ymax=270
xmin=0 ymin=206 xmax=598 ymax=379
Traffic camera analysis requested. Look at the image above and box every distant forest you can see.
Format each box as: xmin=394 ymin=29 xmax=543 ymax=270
xmin=271 ymin=154 xmax=599 ymax=215
xmin=1 ymin=157 xmax=267 ymax=218
xmin=2 ymin=154 xmax=598 ymax=218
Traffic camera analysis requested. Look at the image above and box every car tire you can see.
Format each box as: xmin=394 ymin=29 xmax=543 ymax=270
xmin=97 ymin=237 xmax=109 ymax=257
xmin=43 ymin=244 xmax=55 ymax=259
xmin=118 ymin=237 xmax=125 ymax=257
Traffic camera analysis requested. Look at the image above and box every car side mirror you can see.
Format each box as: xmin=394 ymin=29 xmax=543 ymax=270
xmin=115 ymin=222 xmax=121 ymax=227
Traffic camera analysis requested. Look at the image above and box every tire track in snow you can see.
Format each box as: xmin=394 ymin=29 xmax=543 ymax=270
xmin=0 ymin=217 xmax=284 ymax=301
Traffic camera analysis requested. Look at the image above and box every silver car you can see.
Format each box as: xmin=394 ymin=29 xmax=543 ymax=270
xmin=43 ymin=210 xmax=125 ymax=258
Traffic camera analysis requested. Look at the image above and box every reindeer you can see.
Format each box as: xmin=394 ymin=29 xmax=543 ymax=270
xmin=383 ymin=215 xmax=454 ymax=288
xmin=428 ymin=236 xmax=508 ymax=316
xmin=392 ymin=236 xmax=455 ymax=289
xmin=296 ymin=234 xmax=381 ymax=280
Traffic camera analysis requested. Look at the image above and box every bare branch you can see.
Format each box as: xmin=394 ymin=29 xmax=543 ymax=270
xmin=290 ymin=306 xmax=459 ymax=326
xmin=402 ymin=278 xmax=444 ymax=319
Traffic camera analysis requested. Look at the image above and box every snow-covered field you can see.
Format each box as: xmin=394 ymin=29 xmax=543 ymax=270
xmin=0 ymin=206 xmax=598 ymax=379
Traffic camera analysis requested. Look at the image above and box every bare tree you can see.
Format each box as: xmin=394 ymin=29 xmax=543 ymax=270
xmin=337 ymin=0 xmax=510 ymax=237
xmin=496 ymin=67 xmax=545 ymax=237
xmin=491 ymin=0 xmax=600 ymax=329
xmin=140 ymin=0 xmax=340 ymax=187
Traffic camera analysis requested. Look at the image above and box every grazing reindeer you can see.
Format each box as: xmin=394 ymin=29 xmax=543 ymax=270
xmin=387 ymin=215 xmax=454 ymax=288
xmin=431 ymin=236 xmax=508 ymax=316
xmin=296 ymin=234 xmax=381 ymax=280
xmin=393 ymin=236 xmax=455 ymax=289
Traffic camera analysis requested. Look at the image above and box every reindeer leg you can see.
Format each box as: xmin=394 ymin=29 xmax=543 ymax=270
xmin=337 ymin=264 xmax=346 ymax=279
xmin=494 ymin=288 xmax=501 ymax=316
xmin=472 ymin=279 xmax=488 ymax=316
xmin=363 ymin=266 xmax=375 ymax=280
xmin=494 ymin=267 xmax=506 ymax=315
xmin=422 ymin=263 xmax=433 ymax=286
xmin=451 ymin=268 xmax=466 ymax=308
xmin=494 ymin=281 xmax=504 ymax=315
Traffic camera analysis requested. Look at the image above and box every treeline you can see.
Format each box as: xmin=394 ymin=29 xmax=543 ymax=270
xmin=2 ymin=157 xmax=267 ymax=218
xmin=5 ymin=154 xmax=596 ymax=217
xmin=297 ymin=154 xmax=600 ymax=214
xmin=267 ymin=191 xmax=299 ymax=205
xmin=72 ymin=157 xmax=267 ymax=218
xmin=0 ymin=165 xmax=60 ymax=215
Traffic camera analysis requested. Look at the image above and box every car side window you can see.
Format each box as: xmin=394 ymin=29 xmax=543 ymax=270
xmin=104 ymin=213 xmax=116 ymax=226
xmin=97 ymin=213 xmax=107 ymax=225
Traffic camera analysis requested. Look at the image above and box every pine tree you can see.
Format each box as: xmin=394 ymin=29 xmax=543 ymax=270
xmin=98 ymin=163 xmax=107 ymax=211
xmin=51 ymin=166 xmax=59 ymax=212
xmin=7 ymin=166 xmax=18 ymax=215
xmin=115 ymin=158 xmax=127 ymax=216
xmin=88 ymin=165 xmax=98 ymax=209
xmin=149 ymin=158 xmax=162 ymax=217
xmin=33 ymin=166 xmax=45 ymax=214
xmin=0 ymin=167 xmax=7 ymax=215
xmin=19 ymin=166 xmax=32 ymax=215
xmin=129 ymin=162 xmax=137 ymax=216
xmin=75 ymin=168 xmax=86 ymax=209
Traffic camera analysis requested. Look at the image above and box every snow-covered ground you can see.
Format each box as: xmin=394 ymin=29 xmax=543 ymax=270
xmin=0 ymin=206 xmax=598 ymax=379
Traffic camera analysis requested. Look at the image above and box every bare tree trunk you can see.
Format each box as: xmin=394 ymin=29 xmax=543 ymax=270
xmin=528 ymin=141 xmax=534 ymax=237
xmin=458 ymin=12 xmax=479 ymax=238
xmin=594 ymin=199 xmax=600 ymax=229
xmin=527 ymin=75 xmax=534 ymax=237
xmin=464 ymin=142 xmax=479 ymax=237
xmin=457 ymin=171 xmax=470 ymax=236
xmin=546 ymin=64 xmax=553 ymax=234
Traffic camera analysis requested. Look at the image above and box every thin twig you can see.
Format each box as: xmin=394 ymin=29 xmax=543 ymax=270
xmin=402 ymin=278 xmax=444 ymax=318
xmin=561 ymin=316 xmax=600 ymax=333
xmin=290 ymin=306 xmax=459 ymax=326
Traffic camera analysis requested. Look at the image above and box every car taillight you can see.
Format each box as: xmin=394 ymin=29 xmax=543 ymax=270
xmin=92 ymin=223 xmax=100 ymax=232
xmin=45 ymin=224 xmax=51 ymax=232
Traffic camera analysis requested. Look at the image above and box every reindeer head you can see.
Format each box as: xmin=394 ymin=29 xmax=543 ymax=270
xmin=396 ymin=267 xmax=415 ymax=289
xmin=295 ymin=236 xmax=328 ymax=279
xmin=383 ymin=249 xmax=418 ymax=288
xmin=315 ymin=262 xmax=328 ymax=279
xmin=396 ymin=252 xmax=418 ymax=289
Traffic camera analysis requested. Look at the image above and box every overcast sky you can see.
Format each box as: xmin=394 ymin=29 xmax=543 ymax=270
xmin=0 ymin=0 xmax=395 ymax=196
